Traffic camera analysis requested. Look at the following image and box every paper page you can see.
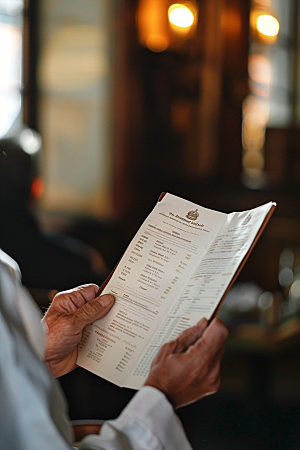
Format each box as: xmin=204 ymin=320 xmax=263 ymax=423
xmin=125 ymin=202 xmax=274 ymax=388
xmin=77 ymin=193 xmax=227 ymax=386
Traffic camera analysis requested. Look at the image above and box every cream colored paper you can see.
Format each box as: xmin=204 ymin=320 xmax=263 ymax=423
xmin=77 ymin=193 xmax=275 ymax=388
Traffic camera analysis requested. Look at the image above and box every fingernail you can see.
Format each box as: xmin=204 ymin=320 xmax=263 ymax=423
xmin=99 ymin=294 xmax=114 ymax=307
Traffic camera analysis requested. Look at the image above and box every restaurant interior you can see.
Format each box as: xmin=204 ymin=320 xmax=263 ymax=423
xmin=1 ymin=0 xmax=300 ymax=448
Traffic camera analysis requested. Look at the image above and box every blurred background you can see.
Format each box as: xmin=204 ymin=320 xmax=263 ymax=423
xmin=1 ymin=0 xmax=300 ymax=448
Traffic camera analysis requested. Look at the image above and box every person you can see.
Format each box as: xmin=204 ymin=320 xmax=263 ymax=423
xmin=0 ymin=248 xmax=228 ymax=450
xmin=0 ymin=134 xmax=133 ymax=421
xmin=0 ymin=133 xmax=108 ymax=295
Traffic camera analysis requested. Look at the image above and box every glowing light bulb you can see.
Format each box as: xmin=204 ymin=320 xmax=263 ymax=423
xmin=168 ymin=4 xmax=194 ymax=28
xmin=256 ymin=14 xmax=279 ymax=37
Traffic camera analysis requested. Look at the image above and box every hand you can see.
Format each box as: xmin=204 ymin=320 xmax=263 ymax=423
xmin=42 ymin=284 xmax=114 ymax=377
xmin=144 ymin=318 xmax=228 ymax=409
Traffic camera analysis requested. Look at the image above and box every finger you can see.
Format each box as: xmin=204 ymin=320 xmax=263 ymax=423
xmin=73 ymin=294 xmax=114 ymax=330
xmin=202 ymin=318 xmax=229 ymax=348
xmin=196 ymin=317 xmax=210 ymax=335
xmin=172 ymin=318 xmax=208 ymax=353
xmin=54 ymin=284 xmax=100 ymax=312
xmin=152 ymin=319 xmax=208 ymax=362
xmin=68 ymin=284 xmax=100 ymax=308
xmin=150 ymin=319 xmax=209 ymax=365
xmin=188 ymin=318 xmax=228 ymax=360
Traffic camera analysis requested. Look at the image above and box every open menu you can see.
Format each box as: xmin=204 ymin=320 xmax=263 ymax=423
xmin=77 ymin=193 xmax=276 ymax=389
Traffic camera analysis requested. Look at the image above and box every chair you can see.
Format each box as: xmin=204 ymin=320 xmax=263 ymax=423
xmin=71 ymin=419 xmax=103 ymax=446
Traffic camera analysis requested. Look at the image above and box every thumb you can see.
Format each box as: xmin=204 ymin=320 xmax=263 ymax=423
xmin=73 ymin=294 xmax=114 ymax=330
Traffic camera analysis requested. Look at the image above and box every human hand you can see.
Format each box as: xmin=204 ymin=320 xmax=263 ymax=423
xmin=144 ymin=318 xmax=228 ymax=409
xmin=42 ymin=284 xmax=114 ymax=377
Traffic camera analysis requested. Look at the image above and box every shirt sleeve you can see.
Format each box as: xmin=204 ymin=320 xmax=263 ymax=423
xmin=0 ymin=250 xmax=194 ymax=450
xmin=79 ymin=386 xmax=193 ymax=450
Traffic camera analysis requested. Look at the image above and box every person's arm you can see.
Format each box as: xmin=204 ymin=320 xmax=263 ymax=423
xmin=79 ymin=387 xmax=193 ymax=450
xmin=79 ymin=318 xmax=227 ymax=450
xmin=43 ymin=286 xmax=228 ymax=450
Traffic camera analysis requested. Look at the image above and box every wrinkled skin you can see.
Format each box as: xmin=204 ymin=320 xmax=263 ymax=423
xmin=43 ymin=284 xmax=114 ymax=377
xmin=43 ymin=284 xmax=228 ymax=412
xmin=144 ymin=318 xmax=228 ymax=409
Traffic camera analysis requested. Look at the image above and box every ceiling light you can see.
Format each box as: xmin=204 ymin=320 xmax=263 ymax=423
xmin=168 ymin=4 xmax=194 ymax=28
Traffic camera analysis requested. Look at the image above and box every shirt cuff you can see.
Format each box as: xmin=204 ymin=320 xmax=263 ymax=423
xmin=102 ymin=386 xmax=193 ymax=450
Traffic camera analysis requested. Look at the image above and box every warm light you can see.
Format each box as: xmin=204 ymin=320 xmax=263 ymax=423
xmin=256 ymin=14 xmax=279 ymax=37
xmin=253 ymin=0 xmax=271 ymax=7
xmin=30 ymin=177 xmax=45 ymax=200
xmin=248 ymin=54 xmax=271 ymax=98
xmin=137 ymin=0 xmax=169 ymax=52
xmin=243 ymin=95 xmax=269 ymax=122
xmin=248 ymin=54 xmax=271 ymax=85
xmin=168 ymin=4 xmax=194 ymax=28
xmin=241 ymin=95 xmax=269 ymax=187
xmin=146 ymin=35 xmax=168 ymax=52
xmin=243 ymin=150 xmax=264 ymax=170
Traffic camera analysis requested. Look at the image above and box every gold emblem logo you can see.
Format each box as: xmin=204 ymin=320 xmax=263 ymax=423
xmin=186 ymin=208 xmax=199 ymax=221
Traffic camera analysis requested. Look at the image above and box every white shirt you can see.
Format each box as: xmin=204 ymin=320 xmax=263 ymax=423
xmin=0 ymin=249 xmax=193 ymax=450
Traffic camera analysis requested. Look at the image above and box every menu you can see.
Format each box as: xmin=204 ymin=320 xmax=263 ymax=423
xmin=77 ymin=193 xmax=276 ymax=389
